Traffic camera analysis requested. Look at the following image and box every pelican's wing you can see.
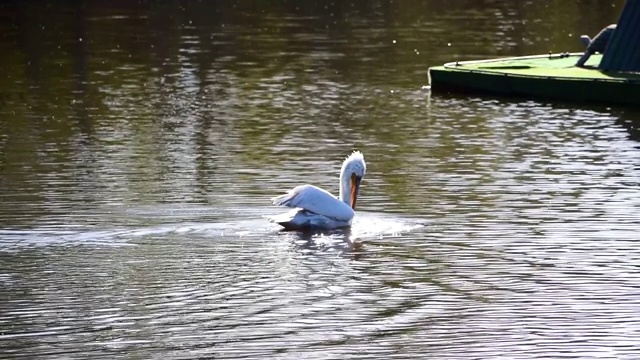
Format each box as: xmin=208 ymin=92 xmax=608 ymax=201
xmin=272 ymin=184 xmax=354 ymax=221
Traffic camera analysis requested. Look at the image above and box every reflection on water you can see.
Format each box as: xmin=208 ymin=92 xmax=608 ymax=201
xmin=1 ymin=0 xmax=640 ymax=358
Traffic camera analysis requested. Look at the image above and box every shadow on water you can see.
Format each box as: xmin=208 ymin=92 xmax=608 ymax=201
xmin=614 ymin=108 xmax=640 ymax=142
xmin=278 ymin=226 xmax=354 ymax=242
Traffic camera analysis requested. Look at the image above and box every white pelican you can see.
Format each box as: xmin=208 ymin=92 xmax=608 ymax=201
xmin=269 ymin=151 xmax=366 ymax=230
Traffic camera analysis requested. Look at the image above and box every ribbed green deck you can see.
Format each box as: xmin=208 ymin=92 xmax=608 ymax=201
xmin=428 ymin=53 xmax=640 ymax=106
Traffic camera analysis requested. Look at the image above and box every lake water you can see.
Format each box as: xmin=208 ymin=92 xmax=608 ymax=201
xmin=2 ymin=0 xmax=640 ymax=358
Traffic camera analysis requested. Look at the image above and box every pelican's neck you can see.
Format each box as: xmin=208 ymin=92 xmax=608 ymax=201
xmin=339 ymin=167 xmax=351 ymax=206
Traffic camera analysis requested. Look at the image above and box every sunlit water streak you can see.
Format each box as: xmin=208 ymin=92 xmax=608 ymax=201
xmin=0 ymin=209 xmax=424 ymax=251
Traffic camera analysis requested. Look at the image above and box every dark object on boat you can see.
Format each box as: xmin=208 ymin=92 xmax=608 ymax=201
xmin=428 ymin=0 xmax=640 ymax=106
xmin=599 ymin=0 xmax=640 ymax=73
xmin=576 ymin=24 xmax=616 ymax=67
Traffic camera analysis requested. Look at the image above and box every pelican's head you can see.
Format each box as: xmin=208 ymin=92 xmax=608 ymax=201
xmin=339 ymin=151 xmax=366 ymax=209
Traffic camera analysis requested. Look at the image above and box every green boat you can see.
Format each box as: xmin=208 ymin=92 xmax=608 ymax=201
xmin=428 ymin=0 xmax=640 ymax=107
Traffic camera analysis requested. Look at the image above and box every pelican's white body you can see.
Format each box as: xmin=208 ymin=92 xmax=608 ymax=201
xmin=269 ymin=151 xmax=366 ymax=230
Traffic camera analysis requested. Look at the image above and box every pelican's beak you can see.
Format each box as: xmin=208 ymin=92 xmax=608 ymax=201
xmin=350 ymin=173 xmax=362 ymax=209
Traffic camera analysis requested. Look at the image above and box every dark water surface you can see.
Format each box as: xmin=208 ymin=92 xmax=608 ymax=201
xmin=2 ymin=1 xmax=640 ymax=358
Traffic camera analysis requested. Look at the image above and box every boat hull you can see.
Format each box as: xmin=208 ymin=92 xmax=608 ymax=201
xmin=428 ymin=53 xmax=640 ymax=106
